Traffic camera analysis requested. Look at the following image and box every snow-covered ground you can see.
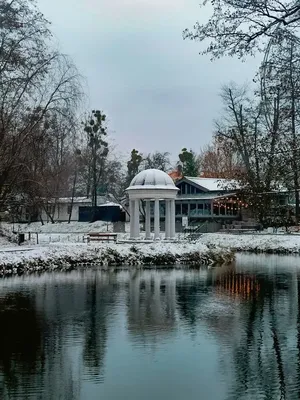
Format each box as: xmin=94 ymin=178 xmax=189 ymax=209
xmin=0 ymin=240 xmax=234 ymax=277
xmin=1 ymin=221 xmax=300 ymax=276
xmin=0 ymin=222 xmax=237 ymax=275
xmin=2 ymin=221 xmax=300 ymax=252
xmin=0 ymin=221 xmax=125 ymax=245
xmin=0 ymin=241 xmax=207 ymax=265
xmin=201 ymin=233 xmax=300 ymax=254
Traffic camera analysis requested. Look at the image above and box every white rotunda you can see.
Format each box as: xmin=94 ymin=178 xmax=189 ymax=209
xmin=126 ymin=169 xmax=178 ymax=240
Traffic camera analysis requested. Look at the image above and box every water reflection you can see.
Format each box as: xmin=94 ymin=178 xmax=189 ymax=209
xmin=127 ymin=271 xmax=177 ymax=342
xmin=83 ymin=277 xmax=115 ymax=382
xmin=0 ymin=293 xmax=44 ymax=399
xmin=0 ymin=257 xmax=300 ymax=399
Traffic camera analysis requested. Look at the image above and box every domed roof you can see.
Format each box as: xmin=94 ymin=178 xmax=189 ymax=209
xmin=127 ymin=169 xmax=177 ymax=190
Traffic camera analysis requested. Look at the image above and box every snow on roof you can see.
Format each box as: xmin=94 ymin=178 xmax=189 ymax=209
xmin=48 ymin=197 xmax=91 ymax=204
xmin=47 ymin=196 xmax=111 ymax=205
xmin=98 ymin=202 xmax=123 ymax=209
xmin=184 ymin=177 xmax=238 ymax=191
xmin=127 ymin=169 xmax=178 ymax=191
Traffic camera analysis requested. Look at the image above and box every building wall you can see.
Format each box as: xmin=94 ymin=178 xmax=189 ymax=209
xmin=41 ymin=203 xmax=81 ymax=223
xmin=144 ymin=219 xmax=221 ymax=233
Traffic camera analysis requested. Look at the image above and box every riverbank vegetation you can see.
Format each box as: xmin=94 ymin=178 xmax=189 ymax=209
xmin=0 ymin=242 xmax=235 ymax=277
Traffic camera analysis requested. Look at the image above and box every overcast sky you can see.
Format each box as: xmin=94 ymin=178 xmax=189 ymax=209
xmin=37 ymin=0 xmax=261 ymax=160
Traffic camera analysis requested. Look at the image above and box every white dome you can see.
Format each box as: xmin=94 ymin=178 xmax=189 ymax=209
xmin=128 ymin=169 xmax=176 ymax=190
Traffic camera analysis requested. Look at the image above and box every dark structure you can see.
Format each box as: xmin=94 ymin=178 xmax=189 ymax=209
xmin=79 ymin=205 xmax=126 ymax=223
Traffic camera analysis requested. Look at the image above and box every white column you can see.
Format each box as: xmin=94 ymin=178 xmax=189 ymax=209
xmin=154 ymin=199 xmax=160 ymax=240
xmin=165 ymin=200 xmax=170 ymax=239
xmin=145 ymin=200 xmax=151 ymax=240
xmin=134 ymin=199 xmax=140 ymax=238
xmin=170 ymin=199 xmax=176 ymax=239
xmin=130 ymin=199 xmax=135 ymax=239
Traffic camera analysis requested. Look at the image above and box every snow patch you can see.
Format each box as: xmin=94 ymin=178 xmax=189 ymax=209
xmin=201 ymin=233 xmax=300 ymax=254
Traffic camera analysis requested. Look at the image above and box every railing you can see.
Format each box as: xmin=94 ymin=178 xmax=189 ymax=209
xmin=189 ymin=209 xmax=211 ymax=216
xmin=184 ymin=221 xmax=208 ymax=241
xmin=177 ymin=210 xmax=238 ymax=218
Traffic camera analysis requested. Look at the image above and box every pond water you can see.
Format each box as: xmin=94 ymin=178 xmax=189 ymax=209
xmin=1 ymin=254 xmax=300 ymax=399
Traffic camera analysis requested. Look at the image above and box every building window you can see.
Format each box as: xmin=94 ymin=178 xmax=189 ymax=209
xmin=182 ymin=203 xmax=188 ymax=215
xmin=213 ymin=204 xmax=219 ymax=215
xmin=176 ymin=204 xmax=181 ymax=215
xmin=190 ymin=203 xmax=196 ymax=216
xmin=205 ymin=203 xmax=211 ymax=215
xmin=279 ymin=197 xmax=286 ymax=206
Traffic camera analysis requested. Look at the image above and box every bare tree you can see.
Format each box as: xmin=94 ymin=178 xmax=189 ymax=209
xmin=82 ymin=110 xmax=109 ymax=218
xmin=142 ymin=151 xmax=171 ymax=171
xmin=216 ymin=83 xmax=283 ymax=224
xmin=199 ymin=137 xmax=239 ymax=178
xmin=0 ymin=0 xmax=83 ymax=217
xmin=261 ymin=32 xmax=300 ymax=221
xmin=184 ymin=1 xmax=300 ymax=59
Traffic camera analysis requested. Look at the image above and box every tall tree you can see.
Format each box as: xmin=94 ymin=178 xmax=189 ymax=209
xmin=216 ymin=83 xmax=283 ymax=224
xmin=142 ymin=151 xmax=171 ymax=171
xmin=261 ymin=32 xmax=300 ymax=221
xmin=126 ymin=149 xmax=143 ymax=186
xmin=184 ymin=0 xmax=300 ymax=59
xmin=199 ymin=137 xmax=239 ymax=178
xmin=0 ymin=0 xmax=82 ymax=215
xmin=68 ymin=148 xmax=82 ymax=223
xmin=178 ymin=148 xmax=200 ymax=177
xmin=83 ymin=110 xmax=108 ymax=213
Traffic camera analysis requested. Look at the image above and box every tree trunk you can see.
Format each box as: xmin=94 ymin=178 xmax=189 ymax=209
xmin=91 ymin=145 xmax=97 ymax=222
xmin=68 ymin=169 xmax=77 ymax=224
xmin=42 ymin=204 xmax=55 ymax=224
xmin=289 ymin=42 xmax=299 ymax=223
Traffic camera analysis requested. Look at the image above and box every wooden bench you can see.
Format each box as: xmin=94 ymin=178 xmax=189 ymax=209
xmin=87 ymin=232 xmax=118 ymax=243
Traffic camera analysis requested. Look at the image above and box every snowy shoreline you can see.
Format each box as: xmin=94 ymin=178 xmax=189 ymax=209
xmin=0 ymin=242 xmax=234 ymax=277
xmin=201 ymin=233 xmax=300 ymax=255
xmin=2 ymin=221 xmax=300 ymax=277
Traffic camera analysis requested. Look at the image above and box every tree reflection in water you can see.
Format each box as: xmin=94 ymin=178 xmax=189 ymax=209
xmin=210 ymin=265 xmax=299 ymax=400
xmin=0 ymin=293 xmax=44 ymax=398
xmin=83 ymin=276 xmax=115 ymax=382
xmin=1 ymin=264 xmax=300 ymax=399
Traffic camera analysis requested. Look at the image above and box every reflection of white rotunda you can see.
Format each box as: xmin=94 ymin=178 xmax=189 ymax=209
xmin=127 ymin=271 xmax=177 ymax=339
xmin=126 ymin=169 xmax=178 ymax=240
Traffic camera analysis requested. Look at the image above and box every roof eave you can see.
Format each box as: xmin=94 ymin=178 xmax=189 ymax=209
xmin=175 ymin=177 xmax=210 ymax=192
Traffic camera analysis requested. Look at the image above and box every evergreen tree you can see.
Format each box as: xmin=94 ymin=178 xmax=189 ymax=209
xmin=178 ymin=148 xmax=200 ymax=177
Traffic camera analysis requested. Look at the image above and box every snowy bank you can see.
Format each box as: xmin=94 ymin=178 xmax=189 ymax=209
xmin=201 ymin=233 xmax=300 ymax=254
xmin=0 ymin=242 xmax=234 ymax=277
